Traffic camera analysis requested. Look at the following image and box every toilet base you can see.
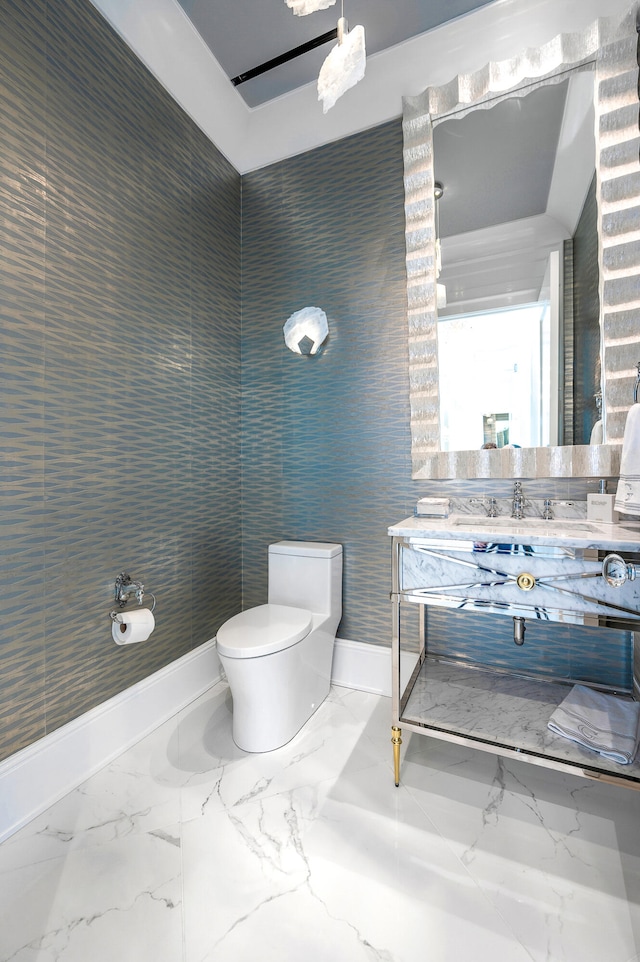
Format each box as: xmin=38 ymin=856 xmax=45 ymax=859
xmin=219 ymin=621 xmax=335 ymax=752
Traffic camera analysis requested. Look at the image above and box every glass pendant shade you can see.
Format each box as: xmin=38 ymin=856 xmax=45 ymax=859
xmin=317 ymin=24 xmax=366 ymax=112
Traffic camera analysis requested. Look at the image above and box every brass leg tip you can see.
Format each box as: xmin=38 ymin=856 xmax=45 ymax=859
xmin=391 ymin=726 xmax=402 ymax=787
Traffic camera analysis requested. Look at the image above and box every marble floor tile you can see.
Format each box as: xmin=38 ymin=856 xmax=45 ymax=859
xmin=0 ymin=827 xmax=183 ymax=962
xmin=181 ymin=762 xmax=532 ymax=962
xmin=0 ymin=682 xmax=380 ymax=876
xmin=173 ymin=683 xmax=384 ymax=822
xmin=0 ymin=708 xmax=197 ymax=875
xmin=400 ymin=735 xmax=640 ymax=962
xmin=2 ymin=682 xmax=640 ymax=961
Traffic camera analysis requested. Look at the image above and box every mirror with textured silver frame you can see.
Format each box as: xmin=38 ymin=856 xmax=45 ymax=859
xmin=402 ymin=5 xmax=640 ymax=479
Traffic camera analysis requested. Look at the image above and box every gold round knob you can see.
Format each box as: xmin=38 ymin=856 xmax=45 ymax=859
xmin=516 ymin=572 xmax=536 ymax=591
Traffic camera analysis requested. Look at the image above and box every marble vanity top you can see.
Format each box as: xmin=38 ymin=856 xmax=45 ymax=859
xmin=388 ymin=514 xmax=640 ymax=551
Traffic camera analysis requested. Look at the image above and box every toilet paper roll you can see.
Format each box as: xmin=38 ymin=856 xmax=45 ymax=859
xmin=112 ymin=607 xmax=155 ymax=646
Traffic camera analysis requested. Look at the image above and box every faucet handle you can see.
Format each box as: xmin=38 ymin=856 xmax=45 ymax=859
xmin=469 ymin=497 xmax=499 ymax=518
xmin=511 ymin=481 xmax=524 ymax=519
xmin=543 ymin=499 xmax=575 ymax=520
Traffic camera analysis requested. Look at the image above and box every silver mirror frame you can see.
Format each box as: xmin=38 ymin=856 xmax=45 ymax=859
xmin=403 ymin=5 xmax=640 ymax=479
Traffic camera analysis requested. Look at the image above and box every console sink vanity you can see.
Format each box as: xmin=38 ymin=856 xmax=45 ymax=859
xmin=387 ymin=0 xmax=640 ymax=790
xmin=389 ymin=506 xmax=640 ymax=790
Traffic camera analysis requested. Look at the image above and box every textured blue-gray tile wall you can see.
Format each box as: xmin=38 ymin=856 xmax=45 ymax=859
xmin=426 ymin=608 xmax=631 ymax=690
xmin=1 ymin=0 xmax=631 ymax=762
xmin=0 ymin=0 xmax=241 ymax=759
xmin=241 ymin=122 xmax=419 ymax=643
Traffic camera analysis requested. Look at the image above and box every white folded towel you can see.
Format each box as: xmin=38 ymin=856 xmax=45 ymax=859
xmin=548 ymin=685 xmax=640 ymax=765
xmin=615 ymin=403 xmax=640 ymax=516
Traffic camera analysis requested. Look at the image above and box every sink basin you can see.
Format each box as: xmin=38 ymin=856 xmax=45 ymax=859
xmin=451 ymin=516 xmax=602 ymax=536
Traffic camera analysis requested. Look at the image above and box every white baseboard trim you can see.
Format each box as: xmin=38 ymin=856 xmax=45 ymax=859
xmin=0 ymin=640 xmax=222 ymax=843
xmin=0 ymin=636 xmax=412 ymax=843
xmin=331 ymin=637 xmax=417 ymax=697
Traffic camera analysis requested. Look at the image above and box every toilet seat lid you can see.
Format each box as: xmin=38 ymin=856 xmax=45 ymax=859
xmin=216 ymin=604 xmax=312 ymax=659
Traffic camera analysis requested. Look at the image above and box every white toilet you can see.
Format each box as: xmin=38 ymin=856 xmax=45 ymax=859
xmin=216 ymin=541 xmax=343 ymax=752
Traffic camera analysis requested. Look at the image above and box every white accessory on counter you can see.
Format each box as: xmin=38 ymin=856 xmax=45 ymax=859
xmin=587 ymin=493 xmax=619 ymax=523
xmin=548 ymin=685 xmax=640 ymax=765
xmin=414 ymin=497 xmax=450 ymax=518
xmin=615 ymin=403 xmax=640 ymax=516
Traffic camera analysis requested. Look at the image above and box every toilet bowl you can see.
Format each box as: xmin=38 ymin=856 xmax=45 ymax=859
xmin=216 ymin=541 xmax=342 ymax=752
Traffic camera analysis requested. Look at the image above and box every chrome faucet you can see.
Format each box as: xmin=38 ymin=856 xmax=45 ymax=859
xmin=512 ymin=481 xmax=524 ymax=519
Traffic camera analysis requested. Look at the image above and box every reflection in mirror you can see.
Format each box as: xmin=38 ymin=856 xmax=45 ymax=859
xmin=438 ymin=302 xmax=555 ymax=450
xmin=433 ymin=73 xmax=597 ymax=452
xmin=402 ymin=6 xmax=640 ymax=479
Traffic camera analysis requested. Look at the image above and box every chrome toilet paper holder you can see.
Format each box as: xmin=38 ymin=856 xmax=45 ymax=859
xmin=109 ymin=572 xmax=156 ymax=623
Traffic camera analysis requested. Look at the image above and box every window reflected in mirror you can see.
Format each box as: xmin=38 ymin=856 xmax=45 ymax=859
xmin=438 ymin=301 xmax=554 ymax=452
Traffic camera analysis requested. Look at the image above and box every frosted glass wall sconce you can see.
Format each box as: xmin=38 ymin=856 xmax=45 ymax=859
xmin=283 ymin=306 xmax=329 ymax=355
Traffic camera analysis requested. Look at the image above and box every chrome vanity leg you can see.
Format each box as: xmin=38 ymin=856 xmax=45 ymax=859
xmin=391 ymin=726 xmax=402 ymax=786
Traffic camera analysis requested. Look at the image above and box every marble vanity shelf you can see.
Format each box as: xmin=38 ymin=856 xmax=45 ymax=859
xmin=401 ymin=657 xmax=640 ymax=786
xmin=389 ymin=514 xmax=640 ymax=550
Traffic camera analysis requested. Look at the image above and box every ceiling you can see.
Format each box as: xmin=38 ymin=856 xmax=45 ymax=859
xmin=435 ymin=73 xmax=597 ymax=317
xmin=174 ymin=0 xmax=497 ymax=107
xmin=168 ymin=1 xmax=596 ymax=303
xmin=433 ymin=80 xmax=570 ymax=239
xmin=92 ymin=0 xmax=626 ymax=172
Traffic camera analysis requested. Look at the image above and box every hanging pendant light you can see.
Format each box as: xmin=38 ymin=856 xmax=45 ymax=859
xmin=285 ymin=0 xmax=336 ymax=14
xmin=317 ymin=12 xmax=366 ymax=113
xmin=281 ymin=0 xmax=366 ymax=113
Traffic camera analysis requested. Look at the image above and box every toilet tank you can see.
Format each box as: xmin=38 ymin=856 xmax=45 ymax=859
xmin=268 ymin=541 xmax=342 ymax=617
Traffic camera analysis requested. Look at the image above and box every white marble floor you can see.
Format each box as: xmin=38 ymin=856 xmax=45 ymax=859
xmin=1 ymin=682 xmax=640 ymax=962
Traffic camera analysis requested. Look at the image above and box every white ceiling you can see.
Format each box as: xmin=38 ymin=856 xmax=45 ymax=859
xmin=91 ymin=0 xmax=631 ymax=173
